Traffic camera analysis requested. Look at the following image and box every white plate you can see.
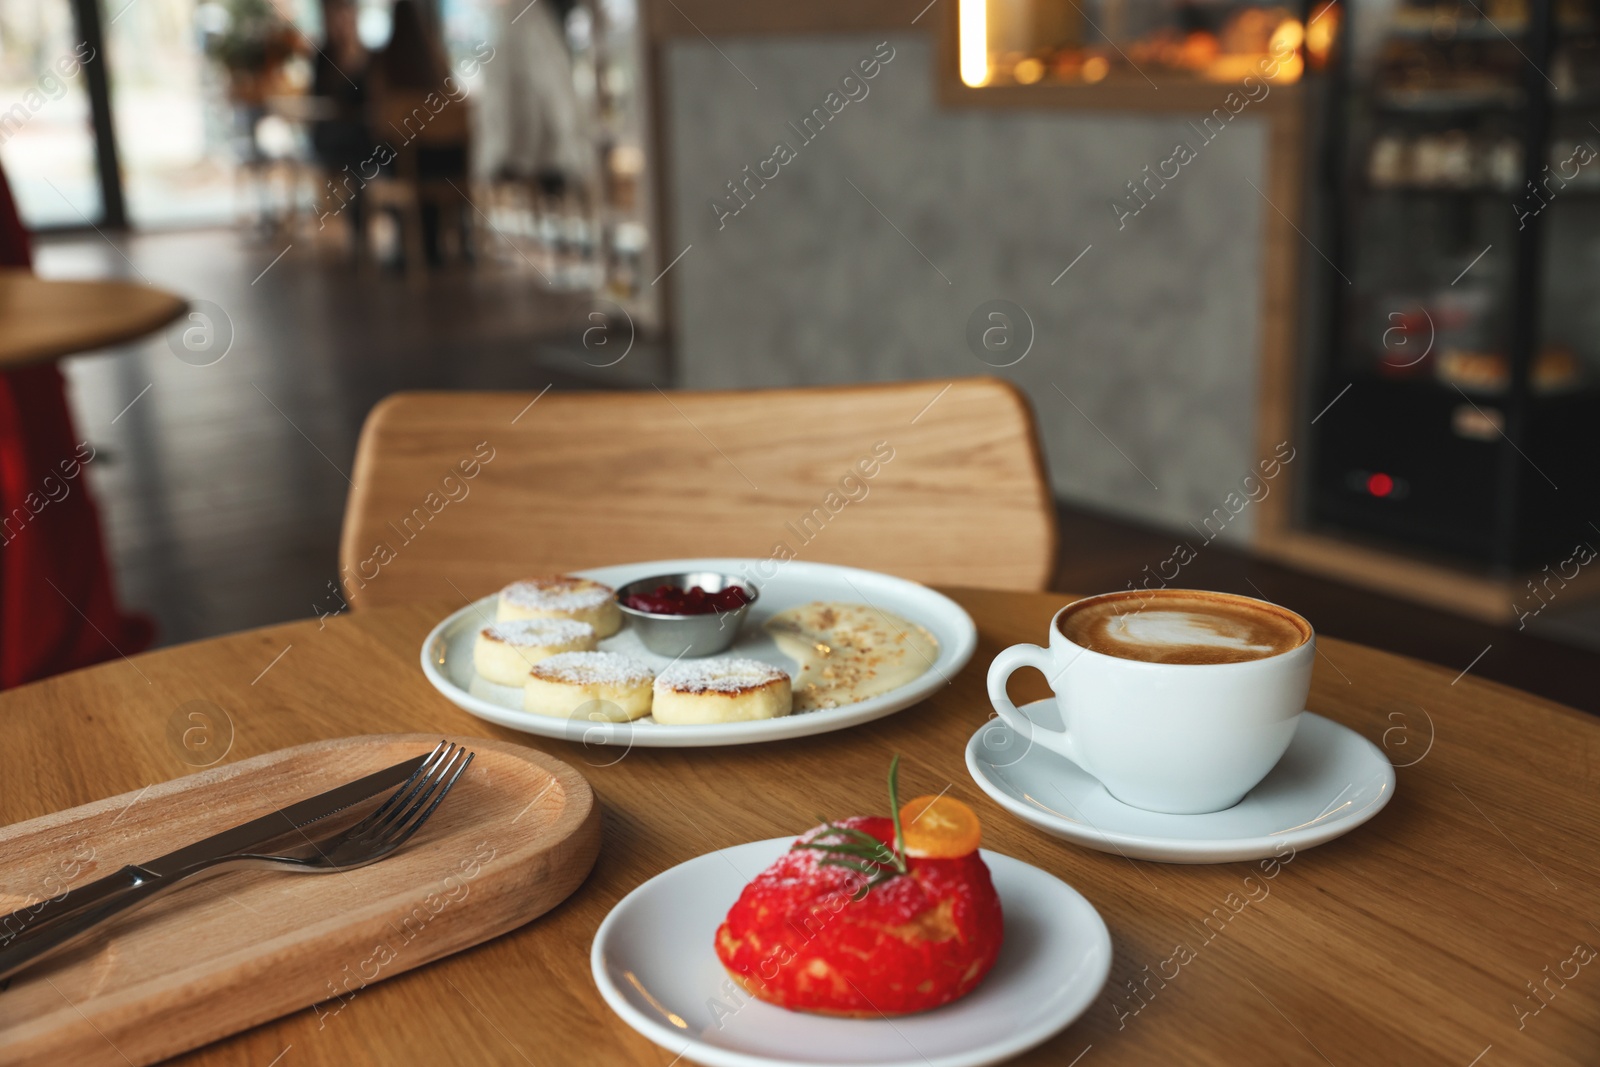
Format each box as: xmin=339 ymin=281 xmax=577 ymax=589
xmin=420 ymin=558 xmax=976 ymax=748
xmin=590 ymin=838 xmax=1111 ymax=1067
xmin=966 ymin=702 xmax=1395 ymax=864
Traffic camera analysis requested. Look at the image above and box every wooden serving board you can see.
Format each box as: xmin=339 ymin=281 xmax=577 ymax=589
xmin=0 ymin=734 xmax=600 ymax=1066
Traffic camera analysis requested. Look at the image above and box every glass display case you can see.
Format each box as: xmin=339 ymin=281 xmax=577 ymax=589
xmin=951 ymin=0 xmax=1339 ymax=91
xmin=1306 ymin=0 xmax=1600 ymax=569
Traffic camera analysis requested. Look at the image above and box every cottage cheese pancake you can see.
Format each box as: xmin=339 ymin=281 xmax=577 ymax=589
xmin=764 ymin=602 xmax=939 ymax=711
xmin=496 ymin=575 xmax=622 ymax=637
xmin=473 ymin=618 xmax=597 ymax=686
xmin=1058 ymin=590 xmax=1309 ymax=665
xmin=652 ymin=658 xmax=792 ymax=725
xmin=523 ymin=650 xmax=654 ymax=720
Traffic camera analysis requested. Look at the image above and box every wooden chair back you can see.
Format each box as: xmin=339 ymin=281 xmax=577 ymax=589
xmin=338 ymin=377 xmax=1057 ymax=608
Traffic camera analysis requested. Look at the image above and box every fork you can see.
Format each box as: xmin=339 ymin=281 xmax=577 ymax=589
xmin=0 ymin=742 xmax=473 ymax=983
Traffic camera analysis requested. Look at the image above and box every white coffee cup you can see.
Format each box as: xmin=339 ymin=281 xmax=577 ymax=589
xmin=986 ymin=590 xmax=1314 ymax=815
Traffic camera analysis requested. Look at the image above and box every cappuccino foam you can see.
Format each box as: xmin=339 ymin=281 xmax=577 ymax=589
xmin=1058 ymin=591 xmax=1308 ymax=665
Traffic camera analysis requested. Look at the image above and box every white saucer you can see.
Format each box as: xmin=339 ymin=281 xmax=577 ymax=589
xmin=591 ymin=837 xmax=1111 ymax=1067
xmin=966 ymin=702 xmax=1395 ymax=864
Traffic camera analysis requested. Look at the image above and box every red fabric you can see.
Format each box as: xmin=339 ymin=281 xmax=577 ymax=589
xmin=0 ymin=167 xmax=153 ymax=688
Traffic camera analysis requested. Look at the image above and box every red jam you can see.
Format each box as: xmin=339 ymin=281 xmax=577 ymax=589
xmin=623 ymin=584 xmax=751 ymax=616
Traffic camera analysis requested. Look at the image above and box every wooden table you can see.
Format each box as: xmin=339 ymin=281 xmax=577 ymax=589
xmin=0 ymin=589 xmax=1594 ymax=1065
xmin=0 ymin=269 xmax=186 ymax=368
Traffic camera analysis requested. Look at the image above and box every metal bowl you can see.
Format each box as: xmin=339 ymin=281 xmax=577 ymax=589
xmin=614 ymin=571 xmax=758 ymax=658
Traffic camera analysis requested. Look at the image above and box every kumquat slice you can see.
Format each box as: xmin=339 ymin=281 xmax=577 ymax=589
xmin=899 ymin=795 xmax=982 ymax=858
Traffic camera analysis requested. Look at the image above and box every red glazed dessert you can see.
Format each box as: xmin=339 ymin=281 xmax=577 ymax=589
xmin=714 ymin=761 xmax=1003 ymax=1016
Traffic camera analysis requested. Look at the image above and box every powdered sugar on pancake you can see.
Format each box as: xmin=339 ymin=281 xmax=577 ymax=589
xmin=656 ymin=657 xmax=788 ymax=695
xmin=480 ymin=618 xmax=594 ymax=647
xmin=1105 ymin=610 xmax=1276 ymax=654
xmin=500 ymin=576 xmax=614 ymax=613
xmin=528 ymin=650 xmax=655 ymax=686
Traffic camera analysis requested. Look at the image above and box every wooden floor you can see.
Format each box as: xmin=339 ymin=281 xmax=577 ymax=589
xmin=34 ymin=228 xmax=1600 ymax=715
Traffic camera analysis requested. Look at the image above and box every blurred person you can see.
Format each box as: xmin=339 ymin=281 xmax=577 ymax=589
xmin=471 ymin=0 xmax=594 ymax=198
xmin=368 ymin=0 xmax=469 ymax=266
xmin=368 ymin=0 xmax=451 ymax=95
xmin=310 ymin=0 xmax=372 ymax=252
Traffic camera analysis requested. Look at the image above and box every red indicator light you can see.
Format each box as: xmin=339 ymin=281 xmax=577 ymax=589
xmin=1367 ymin=472 xmax=1394 ymax=497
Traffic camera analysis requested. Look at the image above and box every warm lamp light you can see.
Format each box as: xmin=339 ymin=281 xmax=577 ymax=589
xmin=1268 ymin=53 xmax=1305 ymax=82
xmin=959 ymin=0 xmax=989 ymax=86
xmin=1270 ymin=19 xmax=1306 ymax=55
xmin=1305 ymin=3 xmax=1339 ymax=65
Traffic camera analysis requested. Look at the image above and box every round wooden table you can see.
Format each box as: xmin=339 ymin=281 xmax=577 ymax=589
xmin=0 ymin=589 xmax=1592 ymax=1065
xmin=0 ymin=268 xmax=186 ymax=368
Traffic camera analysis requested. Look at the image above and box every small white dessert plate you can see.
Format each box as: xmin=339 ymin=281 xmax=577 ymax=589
xmin=966 ymin=702 xmax=1395 ymax=864
xmin=591 ymin=837 xmax=1111 ymax=1067
xmin=420 ymin=558 xmax=976 ymax=748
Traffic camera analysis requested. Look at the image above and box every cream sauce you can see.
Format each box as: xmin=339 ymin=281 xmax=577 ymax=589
xmin=764 ymin=601 xmax=940 ymax=711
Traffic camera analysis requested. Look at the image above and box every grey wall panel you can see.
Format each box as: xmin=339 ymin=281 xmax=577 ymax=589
xmin=663 ymin=33 xmax=1273 ymax=544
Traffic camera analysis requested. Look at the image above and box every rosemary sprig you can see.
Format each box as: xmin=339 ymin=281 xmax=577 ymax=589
xmin=791 ymin=754 xmax=910 ymax=894
xmin=887 ymin=753 xmax=907 ymax=864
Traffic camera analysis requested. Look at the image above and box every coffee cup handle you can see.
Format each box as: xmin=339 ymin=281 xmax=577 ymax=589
xmin=987 ymin=643 xmax=1083 ymax=766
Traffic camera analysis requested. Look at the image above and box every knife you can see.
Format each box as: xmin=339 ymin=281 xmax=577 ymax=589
xmin=0 ymin=745 xmax=438 ymax=952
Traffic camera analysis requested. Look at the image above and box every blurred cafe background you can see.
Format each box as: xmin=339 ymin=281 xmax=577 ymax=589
xmin=3 ymin=0 xmax=1599 ymax=710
